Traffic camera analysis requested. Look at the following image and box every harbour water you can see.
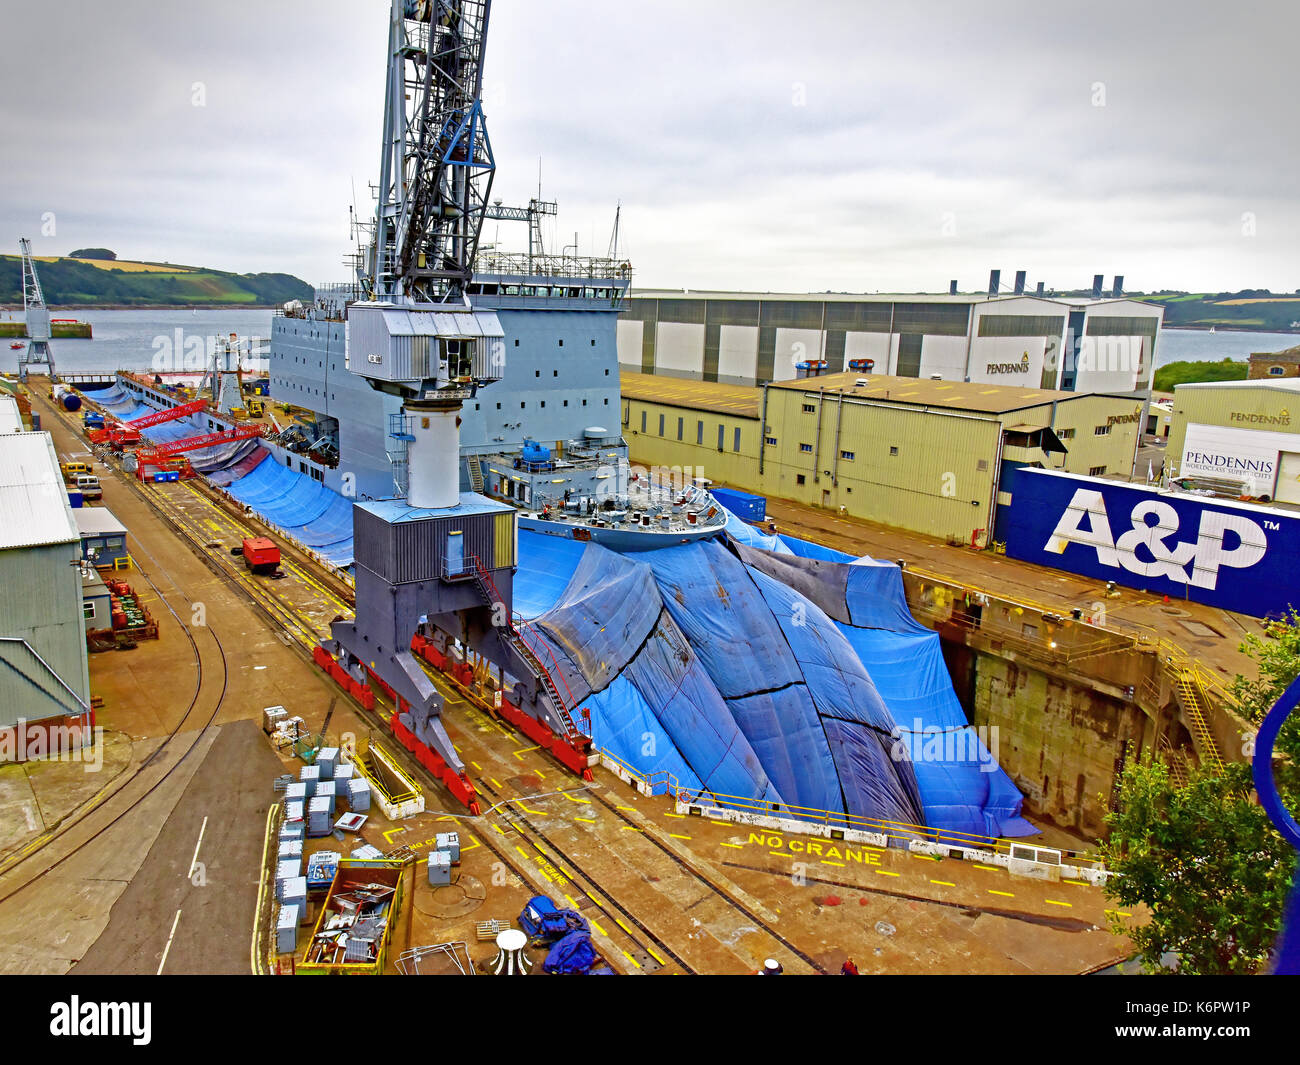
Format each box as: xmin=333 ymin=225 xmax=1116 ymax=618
xmin=3 ymin=308 xmax=1294 ymax=378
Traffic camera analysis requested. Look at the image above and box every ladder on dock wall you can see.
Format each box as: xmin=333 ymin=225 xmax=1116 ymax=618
xmin=465 ymin=554 xmax=586 ymax=745
xmin=1173 ymin=670 xmax=1225 ymax=774
xmin=466 ymin=456 xmax=485 ymax=494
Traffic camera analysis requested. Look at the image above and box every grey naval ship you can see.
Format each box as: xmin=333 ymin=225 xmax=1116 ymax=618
xmin=268 ymin=216 xmax=726 ymax=552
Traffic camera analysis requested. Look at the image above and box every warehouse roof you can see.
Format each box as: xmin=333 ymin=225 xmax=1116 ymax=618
xmin=0 ymin=394 xmax=23 ymax=434
xmin=1175 ymin=378 xmax=1300 ymax=393
xmin=627 ymin=289 xmax=1162 ymax=313
xmin=620 ymin=372 xmax=761 ymax=418
xmin=769 ymin=371 xmax=1130 ymax=415
xmin=0 ymin=432 xmax=81 ymax=551
xmin=73 ymin=507 xmax=128 ymax=538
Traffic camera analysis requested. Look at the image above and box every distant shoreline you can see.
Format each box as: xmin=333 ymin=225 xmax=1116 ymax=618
xmin=0 ymin=304 xmax=278 ymax=312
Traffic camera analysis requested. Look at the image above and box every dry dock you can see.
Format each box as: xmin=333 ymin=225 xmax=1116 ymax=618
xmin=0 ymin=382 xmax=1143 ymax=975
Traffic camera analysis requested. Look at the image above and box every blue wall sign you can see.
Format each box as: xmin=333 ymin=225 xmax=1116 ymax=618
xmin=1004 ymin=468 xmax=1299 ymax=618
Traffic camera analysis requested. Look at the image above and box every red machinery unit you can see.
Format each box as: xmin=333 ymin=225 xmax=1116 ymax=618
xmin=241 ymin=536 xmax=280 ymax=575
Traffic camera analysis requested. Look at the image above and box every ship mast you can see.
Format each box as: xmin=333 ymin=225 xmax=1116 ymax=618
xmin=366 ymin=0 xmax=496 ymax=306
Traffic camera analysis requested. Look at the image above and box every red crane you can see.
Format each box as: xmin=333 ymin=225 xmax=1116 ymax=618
xmin=135 ymin=423 xmax=264 ymax=467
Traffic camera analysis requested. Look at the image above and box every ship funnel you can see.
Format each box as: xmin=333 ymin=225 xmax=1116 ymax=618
xmin=988 ymin=269 xmax=1000 ymax=297
xmin=1013 ymin=270 xmax=1026 ymax=295
xmin=1091 ymin=274 xmax=1104 ymax=299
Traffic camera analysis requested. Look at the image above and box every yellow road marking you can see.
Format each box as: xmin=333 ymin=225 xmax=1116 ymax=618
xmin=490 ymin=777 xmax=503 ymax=790
xmin=561 ymin=791 xmax=591 ymax=804
xmin=383 ymin=827 xmax=405 ymax=843
xmin=930 ymin=880 xmax=956 ymax=887
xmin=973 ymin=864 xmax=1001 ymax=872
xmin=616 ymin=805 xmax=635 ymax=811
xmin=491 ymin=823 xmax=505 ymax=835
xmin=876 ymin=870 xmax=900 ymax=877
xmin=514 ymin=845 xmax=529 ymax=859
xmin=1045 ymin=899 xmax=1072 ymax=908
xmin=470 ymin=760 xmax=482 ymax=771
xmin=621 ymin=950 xmax=641 ymax=969
xmin=614 ymin=917 xmax=634 ymax=935
xmin=646 ymin=946 xmax=666 ymax=966
xmin=575 ymin=817 xmax=596 ymax=824
xmin=669 ymin=833 xmax=692 ymax=841
xmin=565 ymin=895 xmax=580 ymax=909
xmin=621 ymin=825 xmax=640 ymax=832
xmin=534 ymin=768 xmax=545 ymax=779
xmin=664 ymin=813 xmax=685 ymax=819
xmin=1064 ymin=879 xmax=1089 ymax=886
xmin=988 ymin=890 xmax=1014 ymax=898
xmin=720 ymin=842 xmax=742 ymax=849
xmin=912 ymin=854 xmax=939 ymax=862
xmin=768 ymin=851 xmax=787 ymax=858
xmin=823 ymin=860 xmax=845 ymax=867
xmin=513 ymin=745 xmax=540 ymax=760
xmin=709 ymin=820 xmax=731 ymax=827
xmin=590 ymin=920 xmax=608 ymax=937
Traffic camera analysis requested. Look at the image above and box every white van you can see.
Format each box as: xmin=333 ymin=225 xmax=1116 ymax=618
xmin=75 ymin=474 xmax=102 ymax=500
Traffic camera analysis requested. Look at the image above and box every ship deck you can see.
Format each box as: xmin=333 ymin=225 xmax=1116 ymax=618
xmin=0 ymin=383 xmax=1140 ymax=976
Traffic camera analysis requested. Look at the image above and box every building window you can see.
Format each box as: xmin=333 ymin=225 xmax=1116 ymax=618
xmin=496 ymin=402 xmax=501 ymax=410
xmin=802 ymin=404 xmax=815 ymax=414
xmin=83 ymin=602 xmax=95 ymax=620
xmin=658 ymin=413 xmax=665 ymax=436
xmin=796 ymin=474 xmax=806 ymax=485
xmin=1089 ymin=465 xmax=1107 ymax=476
xmin=677 ymin=417 xmax=684 ymax=441
xmin=554 ymin=370 xmax=558 ymax=376
xmin=718 ymin=424 xmax=726 ymax=450
xmin=640 ymin=411 xmax=647 ymax=433
xmin=1270 ymin=366 xmax=1285 ymax=375
xmin=889 ymin=446 xmax=899 ymax=456
xmin=1057 ymin=428 xmax=1075 ymax=439
xmin=540 ymin=401 xmax=545 ymax=408
xmin=733 ymin=427 xmax=741 ymax=452
xmin=766 ymin=436 xmax=777 ymax=445
xmin=977 ymin=459 xmax=988 ymax=471
xmin=697 ymin=421 xmax=704 ymax=445
xmin=535 ymin=370 xmax=540 ymax=377
xmin=799 ymin=443 xmax=813 ymax=453
xmin=563 ymin=400 xmax=568 ymax=407
xmin=840 ymin=450 xmax=855 ymax=460
xmin=1094 ymin=425 xmax=1110 ymax=435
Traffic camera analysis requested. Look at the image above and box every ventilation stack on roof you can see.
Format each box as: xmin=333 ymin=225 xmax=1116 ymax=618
xmin=988 ymin=270 xmax=1000 ymax=297
xmin=949 ymin=280 xmax=958 ymax=295
xmin=1013 ymin=270 xmax=1026 ymax=296
xmin=1036 ymin=281 xmax=1045 ymax=297
xmin=1092 ymin=274 xmax=1104 ymax=299
xmin=1112 ymin=276 xmax=1124 ymax=298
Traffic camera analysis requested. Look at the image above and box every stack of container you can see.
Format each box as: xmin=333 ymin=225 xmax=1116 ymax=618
xmin=316 ymin=747 xmax=338 ymax=779
xmin=279 ymin=819 xmax=304 ymax=846
xmin=307 ymin=796 xmax=331 ymax=837
xmin=300 ymin=764 xmax=320 ymax=796
xmin=284 ymin=781 xmax=307 ymax=806
xmin=276 ymin=838 xmax=303 ymax=866
xmin=428 ymin=850 xmax=451 ymax=886
xmin=435 ymin=831 xmax=460 ymax=863
xmin=275 ymin=858 xmax=302 ymax=899
xmin=347 ymin=777 xmax=371 ymax=813
xmin=276 ymin=905 xmax=299 ymax=956
xmin=284 ymin=800 xmax=304 ymax=827
xmin=316 ymin=779 xmax=336 ymax=816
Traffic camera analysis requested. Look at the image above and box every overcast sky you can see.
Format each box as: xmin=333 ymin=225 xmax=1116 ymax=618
xmin=3 ymin=0 xmax=1297 ymax=294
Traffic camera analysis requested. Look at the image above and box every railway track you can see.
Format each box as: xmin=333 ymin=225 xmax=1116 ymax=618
xmin=74 ymin=407 xmax=811 ymax=974
xmin=0 ymin=450 xmax=231 ymax=899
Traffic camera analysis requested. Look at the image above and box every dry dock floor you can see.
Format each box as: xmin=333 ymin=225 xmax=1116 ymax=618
xmin=0 ymin=386 xmax=1144 ymax=974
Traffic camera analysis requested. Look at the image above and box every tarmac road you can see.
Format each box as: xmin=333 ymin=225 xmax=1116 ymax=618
xmin=72 ymin=719 xmax=281 ymax=975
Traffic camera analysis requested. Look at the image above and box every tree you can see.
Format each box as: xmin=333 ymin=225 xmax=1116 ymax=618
xmin=67 ymin=247 xmax=116 ymax=260
xmin=1102 ymin=612 xmax=1300 ymax=974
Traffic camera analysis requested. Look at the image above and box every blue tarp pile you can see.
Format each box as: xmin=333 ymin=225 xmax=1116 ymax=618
xmin=514 ymin=520 xmax=1035 ymax=839
xmin=87 ymin=383 xmax=355 ymax=566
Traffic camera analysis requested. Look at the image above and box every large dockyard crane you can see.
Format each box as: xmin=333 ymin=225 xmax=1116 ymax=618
xmin=365 ymin=0 xmax=496 ymax=305
xmin=16 ymin=238 xmax=57 ymax=383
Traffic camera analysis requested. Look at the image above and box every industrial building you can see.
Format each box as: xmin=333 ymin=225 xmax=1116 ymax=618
xmin=1167 ymin=377 xmax=1300 ymax=504
xmin=618 ymin=289 xmax=1163 ymax=395
xmin=621 ymin=370 xmax=1144 ymax=543
xmin=0 ymin=430 xmax=93 ymax=757
xmin=73 ymin=507 xmax=130 ymax=569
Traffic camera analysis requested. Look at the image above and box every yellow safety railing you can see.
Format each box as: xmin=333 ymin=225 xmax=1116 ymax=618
xmin=596 ymin=747 xmax=1107 ymax=867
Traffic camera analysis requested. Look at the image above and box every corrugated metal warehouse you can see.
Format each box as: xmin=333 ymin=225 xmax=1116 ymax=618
xmin=621 ymin=370 xmax=1144 ymax=543
xmin=0 ymin=430 xmax=92 ymax=753
xmin=1168 ymin=378 xmax=1300 ymax=504
xmin=618 ymin=290 xmax=1163 ymax=395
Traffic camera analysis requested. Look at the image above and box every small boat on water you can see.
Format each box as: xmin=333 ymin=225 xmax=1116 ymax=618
xmin=9 ymin=342 xmax=24 ymax=349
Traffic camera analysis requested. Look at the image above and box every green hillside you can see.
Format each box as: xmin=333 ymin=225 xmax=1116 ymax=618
xmin=0 ymin=255 xmax=312 ymax=307
xmin=1152 ymin=358 xmax=1250 ymax=391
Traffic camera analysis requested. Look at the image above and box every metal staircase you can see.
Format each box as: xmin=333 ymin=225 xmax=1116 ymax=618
xmin=1173 ymin=670 xmax=1225 ymax=774
xmin=465 ymin=554 xmax=586 ymax=743
xmin=466 ymin=456 xmax=485 ymax=494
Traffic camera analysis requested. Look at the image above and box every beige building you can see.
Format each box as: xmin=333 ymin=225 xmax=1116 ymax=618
xmin=622 ymin=370 xmax=1144 ymax=542
xmin=1168 ymin=378 xmax=1300 ymax=504
xmin=1248 ymin=344 xmax=1300 ymax=380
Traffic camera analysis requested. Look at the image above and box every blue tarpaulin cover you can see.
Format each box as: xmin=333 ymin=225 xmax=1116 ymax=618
xmin=543 ymin=930 xmax=599 ymax=974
